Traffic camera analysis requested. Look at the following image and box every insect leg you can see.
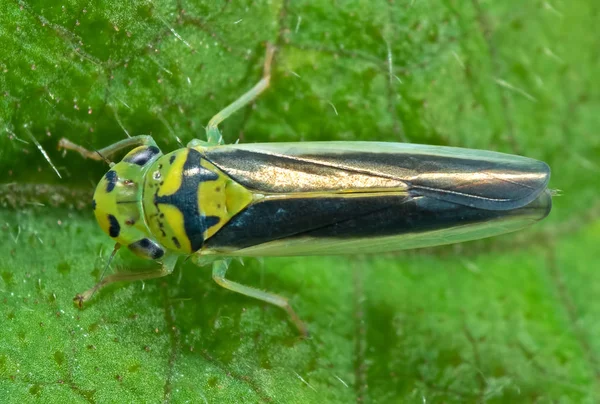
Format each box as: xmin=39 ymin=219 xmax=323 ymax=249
xmin=59 ymin=135 xmax=159 ymax=162
xmin=73 ymin=254 xmax=178 ymax=307
xmin=211 ymin=259 xmax=308 ymax=336
xmin=203 ymin=44 xmax=275 ymax=145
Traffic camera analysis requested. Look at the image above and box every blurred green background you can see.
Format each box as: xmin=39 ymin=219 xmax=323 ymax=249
xmin=1 ymin=0 xmax=599 ymax=402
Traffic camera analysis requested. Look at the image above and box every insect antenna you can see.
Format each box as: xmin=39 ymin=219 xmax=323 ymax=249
xmin=58 ymin=138 xmax=116 ymax=167
xmin=92 ymin=148 xmax=114 ymax=167
xmin=87 ymin=243 xmax=121 ymax=301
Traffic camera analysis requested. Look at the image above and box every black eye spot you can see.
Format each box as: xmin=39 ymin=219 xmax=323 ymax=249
xmin=105 ymin=170 xmax=118 ymax=193
xmin=124 ymin=146 xmax=161 ymax=166
xmin=107 ymin=215 xmax=120 ymax=237
xmin=129 ymin=238 xmax=164 ymax=260
xmin=92 ymin=199 xmax=96 ymax=210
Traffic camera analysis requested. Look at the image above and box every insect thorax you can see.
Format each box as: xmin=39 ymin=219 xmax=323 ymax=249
xmin=142 ymin=147 xmax=254 ymax=254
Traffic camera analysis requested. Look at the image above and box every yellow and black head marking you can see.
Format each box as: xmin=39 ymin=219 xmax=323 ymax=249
xmin=92 ymin=145 xmax=167 ymax=260
xmin=142 ymin=147 xmax=253 ymax=254
xmin=91 ymin=143 xmax=254 ymax=260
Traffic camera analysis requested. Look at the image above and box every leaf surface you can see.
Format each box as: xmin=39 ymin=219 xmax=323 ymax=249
xmin=1 ymin=0 xmax=599 ymax=402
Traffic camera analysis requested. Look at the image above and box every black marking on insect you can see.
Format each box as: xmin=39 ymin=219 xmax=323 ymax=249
xmin=124 ymin=146 xmax=160 ymax=166
xmin=172 ymin=237 xmax=181 ymax=249
xmin=105 ymin=170 xmax=118 ymax=193
xmin=107 ymin=214 xmax=121 ymax=237
xmin=129 ymin=238 xmax=164 ymax=259
xmin=153 ymin=149 xmax=221 ymax=252
xmin=92 ymin=199 xmax=96 ymax=210
xmin=125 ymin=219 xmax=135 ymax=226
xmin=169 ymin=155 xmax=176 ymax=165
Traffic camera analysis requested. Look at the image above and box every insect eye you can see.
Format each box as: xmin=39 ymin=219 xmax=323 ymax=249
xmin=123 ymin=146 xmax=160 ymax=166
xmin=123 ymin=179 xmax=134 ymax=185
xmin=128 ymin=238 xmax=164 ymax=260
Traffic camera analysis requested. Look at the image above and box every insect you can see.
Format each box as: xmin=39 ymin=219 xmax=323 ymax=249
xmin=59 ymin=46 xmax=551 ymax=336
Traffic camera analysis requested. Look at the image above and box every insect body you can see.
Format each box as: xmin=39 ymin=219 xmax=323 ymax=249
xmin=92 ymin=140 xmax=553 ymax=259
xmin=60 ymin=46 xmax=551 ymax=336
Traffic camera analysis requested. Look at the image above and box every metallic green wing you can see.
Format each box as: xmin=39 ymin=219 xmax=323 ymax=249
xmin=197 ymin=142 xmax=551 ymax=256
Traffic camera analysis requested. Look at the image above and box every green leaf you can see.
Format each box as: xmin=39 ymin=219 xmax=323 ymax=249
xmin=1 ymin=0 xmax=599 ymax=402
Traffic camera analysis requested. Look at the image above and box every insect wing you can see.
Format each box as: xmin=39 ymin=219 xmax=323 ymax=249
xmin=203 ymin=142 xmax=550 ymax=210
xmin=199 ymin=142 xmax=551 ymax=256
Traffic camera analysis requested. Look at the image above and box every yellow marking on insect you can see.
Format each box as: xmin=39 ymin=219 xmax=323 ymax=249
xmin=260 ymin=190 xmax=410 ymax=201
xmin=198 ymin=159 xmax=253 ymax=240
xmin=225 ymin=180 xmax=254 ymax=215
xmin=94 ymin=205 xmax=112 ymax=236
xmin=93 ymin=179 xmax=118 ymax=235
xmin=159 ymin=204 xmax=191 ymax=252
xmin=158 ymin=149 xmax=187 ymax=196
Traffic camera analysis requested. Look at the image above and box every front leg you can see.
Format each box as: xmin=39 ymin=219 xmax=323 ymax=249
xmin=59 ymin=135 xmax=158 ymax=163
xmin=74 ymin=254 xmax=178 ymax=307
